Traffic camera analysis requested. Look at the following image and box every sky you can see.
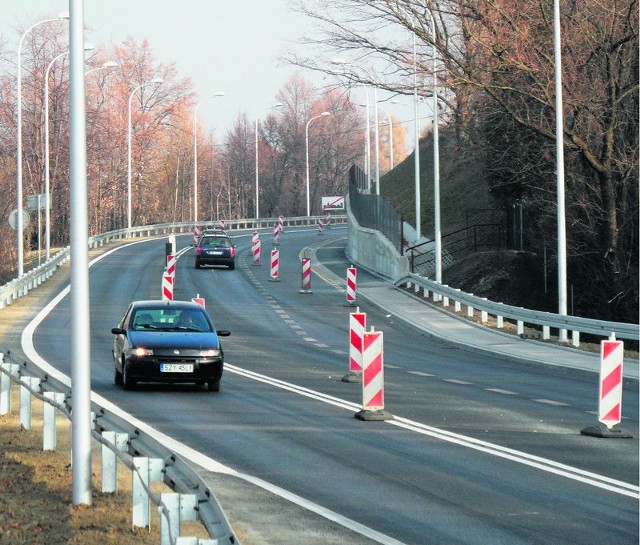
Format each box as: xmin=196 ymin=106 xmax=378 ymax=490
xmin=2 ymin=1 xmax=421 ymax=147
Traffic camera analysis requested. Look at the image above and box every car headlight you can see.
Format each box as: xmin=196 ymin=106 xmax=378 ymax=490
xmin=200 ymin=349 xmax=221 ymax=357
xmin=126 ymin=347 xmax=154 ymax=358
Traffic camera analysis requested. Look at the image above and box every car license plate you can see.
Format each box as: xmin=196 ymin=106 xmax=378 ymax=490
xmin=211 ymin=251 xmax=223 ymax=255
xmin=160 ymin=363 xmax=193 ymax=373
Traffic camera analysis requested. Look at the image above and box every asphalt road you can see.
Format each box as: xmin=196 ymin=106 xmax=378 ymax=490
xmin=15 ymin=227 xmax=640 ymax=544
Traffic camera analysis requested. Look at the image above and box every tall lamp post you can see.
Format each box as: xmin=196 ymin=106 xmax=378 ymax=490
xmin=255 ymin=103 xmax=283 ymax=219
xmin=332 ymin=58 xmax=380 ymax=195
xmin=193 ymin=92 xmax=224 ymax=223
xmin=305 ymin=111 xmax=331 ymax=217
xmin=553 ymin=0 xmax=568 ymax=341
xmin=44 ymin=45 xmax=99 ymax=262
xmin=378 ymin=107 xmax=394 ymax=170
xmin=127 ymin=77 xmax=163 ymax=231
xmin=16 ymin=12 xmax=69 ymax=277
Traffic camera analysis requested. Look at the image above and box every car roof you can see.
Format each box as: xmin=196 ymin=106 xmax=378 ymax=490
xmin=130 ymin=300 xmax=205 ymax=312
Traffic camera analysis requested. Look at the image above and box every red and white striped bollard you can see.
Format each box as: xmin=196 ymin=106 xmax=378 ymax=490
xmin=252 ymin=231 xmax=261 ymax=265
xmin=162 ymin=273 xmax=174 ymax=301
xmin=355 ymin=328 xmax=392 ymax=421
xmin=317 ymin=219 xmax=324 ymax=235
xmin=269 ymin=249 xmax=280 ymax=282
xmin=299 ymin=258 xmax=312 ymax=294
xmin=342 ymin=308 xmax=365 ymax=382
xmin=581 ymin=336 xmax=632 ymax=438
xmin=346 ymin=266 xmax=357 ymax=305
xmin=166 ymin=254 xmax=176 ymax=277
xmin=192 ymin=225 xmax=201 ymax=245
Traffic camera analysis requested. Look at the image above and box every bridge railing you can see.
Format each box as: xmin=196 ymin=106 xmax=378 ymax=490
xmin=397 ymin=273 xmax=639 ymax=346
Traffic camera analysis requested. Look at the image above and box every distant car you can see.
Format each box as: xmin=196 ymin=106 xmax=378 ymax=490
xmin=111 ymin=300 xmax=230 ymax=391
xmin=195 ymin=233 xmax=235 ymax=269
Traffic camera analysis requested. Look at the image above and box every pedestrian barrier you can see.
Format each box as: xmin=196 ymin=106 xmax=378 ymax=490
xmin=0 ymin=352 xmax=238 ymax=544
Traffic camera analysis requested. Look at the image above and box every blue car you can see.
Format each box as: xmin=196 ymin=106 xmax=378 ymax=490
xmin=111 ymin=300 xmax=230 ymax=391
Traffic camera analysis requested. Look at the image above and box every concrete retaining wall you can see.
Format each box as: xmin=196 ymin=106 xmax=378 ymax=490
xmin=345 ymin=197 xmax=409 ymax=281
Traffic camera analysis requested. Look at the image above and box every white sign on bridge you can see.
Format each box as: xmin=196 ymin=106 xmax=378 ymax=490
xmin=322 ymin=196 xmax=345 ymax=211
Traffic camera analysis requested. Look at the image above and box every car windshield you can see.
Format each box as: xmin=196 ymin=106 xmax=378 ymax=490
xmin=132 ymin=308 xmax=211 ymax=332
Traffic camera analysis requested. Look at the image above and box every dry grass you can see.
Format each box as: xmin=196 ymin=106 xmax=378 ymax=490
xmin=0 ymin=387 xmax=210 ymax=545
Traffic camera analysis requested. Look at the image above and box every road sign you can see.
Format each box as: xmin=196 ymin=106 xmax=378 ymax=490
xmin=9 ymin=209 xmax=30 ymax=230
xmin=322 ymin=196 xmax=345 ymax=211
xmin=26 ymin=193 xmax=48 ymax=211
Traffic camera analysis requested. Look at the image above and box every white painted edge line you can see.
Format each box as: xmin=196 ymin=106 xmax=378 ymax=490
xmin=20 ymin=238 xmax=407 ymax=545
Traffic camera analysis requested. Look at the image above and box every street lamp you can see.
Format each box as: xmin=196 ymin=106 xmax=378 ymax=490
xmin=16 ymin=12 xmax=69 ymax=277
xmin=255 ymin=103 xmax=283 ymax=219
xmin=553 ymin=0 xmax=568 ymax=341
xmin=127 ymin=77 xmax=163 ymax=231
xmin=378 ymin=107 xmax=394 ymax=170
xmin=84 ymin=60 xmax=118 ymax=77
xmin=305 ymin=111 xmax=331 ymax=217
xmin=332 ymin=58 xmax=380 ymax=195
xmin=44 ymin=44 xmax=96 ymax=262
xmin=193 ymin=92 xmax=224 ymax=223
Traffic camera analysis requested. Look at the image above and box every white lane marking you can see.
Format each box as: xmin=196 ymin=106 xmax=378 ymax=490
xmin=534 ymin=399 xmax=570 ymax=407
xmin=224 ymin=365 xmax=639 ymax=499
xmin=443 ymin=378 xmax=473 ymax=385
xmin=486 ymin=388 xmax=518 ymax=395
xmin=408 ymin=371 xmax=435 ymax=377
xmin=21 ymin=238 xmax=405 ymax=545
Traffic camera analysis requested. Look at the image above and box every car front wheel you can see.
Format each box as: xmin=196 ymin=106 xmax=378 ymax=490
xmin=207 ymin=379 xmax=220 ymax=392
xmin=114 ymin=366 xmax=123 ymax=386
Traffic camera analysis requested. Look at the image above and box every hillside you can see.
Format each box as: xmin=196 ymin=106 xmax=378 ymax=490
xmin=380 ymin=129 xmax=553 ymax=312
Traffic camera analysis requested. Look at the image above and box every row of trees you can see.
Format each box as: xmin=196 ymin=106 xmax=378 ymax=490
xmin=293 ymin=0 xmax=638 ymax=322
xmin=0 ymin=21 xmax=409 ymax=283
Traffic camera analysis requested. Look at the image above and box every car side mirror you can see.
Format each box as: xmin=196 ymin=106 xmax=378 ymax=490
xmin=216 ymin=330 xmax=231 ymax=337
xmin=111 ymin=327 xmax=126 ymax=335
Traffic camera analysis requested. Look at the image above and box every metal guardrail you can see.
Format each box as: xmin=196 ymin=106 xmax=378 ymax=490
xmin=398 ymin=273 xmax=639 ymax=346
xmin=0 ymin=352 xmax=238 ymax=544
xmin=0 ymin=214 xmax=346 ymax=309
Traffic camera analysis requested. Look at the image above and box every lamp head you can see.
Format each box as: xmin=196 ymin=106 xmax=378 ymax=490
xmin=151 ymin=77 xmax=164 ymax=84
xmin=102 ymin=61 xmax=119 ymax=69
xmin=58 ymin=12 xmax=70 ymax=20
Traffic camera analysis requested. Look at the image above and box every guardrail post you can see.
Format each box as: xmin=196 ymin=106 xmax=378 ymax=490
xmin=20 ymin=376 xmax=40 ymax=430
xmin=517 ymin=320 xmax=524 ymax=336
xmin=572 ymin=330 xmax=580 ymax=347
xmin=0 ymin=362 xmax=20 ymax=415
xmin=101 ymin=431 xmax=129 ymax=493
xmin=497 ymin=315 xmax=504 ymax=328
xmin=132 ymin=457 xmax=165 ymax=529
xmin=481 ymin=299 xmax=488 ymax=323
xmin=467 ymin=304 xmax=474 ymax=318
xmin=160 ymin=493 xmax=198 ymax=545
xmin=43 ymin=391 xmax=65 ymax=451
xmin=543 ymin=325 xmax=550 ymax=339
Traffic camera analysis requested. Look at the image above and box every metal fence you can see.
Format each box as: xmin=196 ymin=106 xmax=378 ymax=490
xmin=348 ymin=181 xmax=403 ymax=254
